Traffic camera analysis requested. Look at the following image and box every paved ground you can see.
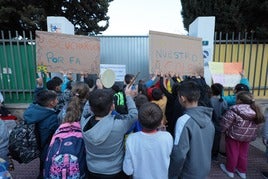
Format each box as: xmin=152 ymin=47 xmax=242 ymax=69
xmin=4 ymin=114 xmax=268 ymax=179
xmin=7 ymin=140 xmax=268 ymax=179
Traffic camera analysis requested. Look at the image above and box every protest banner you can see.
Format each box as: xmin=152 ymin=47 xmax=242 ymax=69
xmin=149 ymin=30 xmax=204 ymax=76
xmin=36 ymin=31 xmax=100 ymax=74
xmin=209 ymin=62 xmax=242 ymax=87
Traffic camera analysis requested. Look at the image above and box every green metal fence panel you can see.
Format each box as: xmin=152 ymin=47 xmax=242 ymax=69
xmin=0 ymin=44 xmax=36 ymax=103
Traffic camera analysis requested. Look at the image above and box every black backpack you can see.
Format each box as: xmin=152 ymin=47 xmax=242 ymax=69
xmin=114 ymin=91 xmax=128 ymax=114
xmin=8 ymin=120 xmax=40 ymax=163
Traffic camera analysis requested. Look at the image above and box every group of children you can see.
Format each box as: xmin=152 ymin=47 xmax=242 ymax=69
xmin=0 ymin=70 xmax=266 ymax=179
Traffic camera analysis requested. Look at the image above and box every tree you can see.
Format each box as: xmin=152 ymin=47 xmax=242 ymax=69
xmin=0 ymin=0 xmax=113 ymax=36
xmin=180 ymin=0 xmax=268 ymax=39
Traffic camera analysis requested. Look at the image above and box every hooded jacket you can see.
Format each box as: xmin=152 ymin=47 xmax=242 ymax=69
xmin=81 ymin=96 xmax=138 ymax=175
xmin=221 ymin=104 xmax=258 ymax=142
xmin=169 ymin=106 xmax=215 ymax=179
xmin=23 ymin=104 xmax=59 ymax=149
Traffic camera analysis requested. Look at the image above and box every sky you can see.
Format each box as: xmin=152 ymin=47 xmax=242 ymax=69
xmin=102 ymin=0 xmax=188 ymax=36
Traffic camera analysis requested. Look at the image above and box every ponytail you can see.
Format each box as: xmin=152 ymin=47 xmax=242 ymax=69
xmin=250 ymin=101 xmax=264 ymax=124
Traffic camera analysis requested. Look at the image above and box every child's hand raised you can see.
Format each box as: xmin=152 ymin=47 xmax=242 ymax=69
xmin=125 ymin=84 xmax=137 ymax=98
xmin=36 ymin=77 xmax=43 ymax=87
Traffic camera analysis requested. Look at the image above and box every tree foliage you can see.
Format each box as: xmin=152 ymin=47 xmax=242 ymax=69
xmin=0 ymin=0 xmax=113 ymax=36
xmin=181 ymin=0 xmax=268 ymax=39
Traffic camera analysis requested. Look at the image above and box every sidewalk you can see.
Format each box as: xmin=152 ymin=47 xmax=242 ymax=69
xmin=208 ymin=141 xmax=268 ymax=179
xmin=8 ymin=140 xmax=268 ymax=179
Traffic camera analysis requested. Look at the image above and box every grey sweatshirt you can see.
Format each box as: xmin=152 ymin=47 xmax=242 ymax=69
xmin=169 ymin=106 xmax=215 ymax=179
xmin=81 ymin=96 xmax=138 ymax=175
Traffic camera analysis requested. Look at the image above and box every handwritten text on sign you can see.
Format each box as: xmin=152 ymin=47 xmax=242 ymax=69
xmin=36 ymin=31 xmax=100 ymax=74
xmin=149 ymin=31 xmax=204 ymax=76
xmin=209 ymin=62 xmax=242 ymax=87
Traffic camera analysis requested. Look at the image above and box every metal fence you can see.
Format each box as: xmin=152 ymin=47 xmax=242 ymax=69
xmin=214 ymin=32 xmax=268 ymax=98
xmin=0 ymin=31 xmax=267 ymax=103
xmin=0 ymin=31 xmax=36 ymax=103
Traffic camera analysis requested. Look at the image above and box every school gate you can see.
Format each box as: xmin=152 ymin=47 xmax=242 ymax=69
xmin=0 ymin=31 xmax=267 ymax=104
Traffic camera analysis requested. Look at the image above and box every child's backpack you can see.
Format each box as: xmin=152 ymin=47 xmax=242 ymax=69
xmin=44 ymin=122 xmax=86 ymax=179
xmin=8 ymin=120 xmax=40 ymax=163
xmin=114 ymin=91 xmax=128 ymax=114
xmin=0 ymin=158 xmax=12 ymax=179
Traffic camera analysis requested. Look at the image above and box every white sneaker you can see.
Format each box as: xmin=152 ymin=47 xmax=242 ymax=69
xmin=220 ymin=163 xmax=234 ymax=178
xmin=236 ymin=169 xmax=246 ymax=179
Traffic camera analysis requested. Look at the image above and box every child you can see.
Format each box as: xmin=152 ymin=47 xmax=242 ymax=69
xmin=123 ymin=102 xmax=173 ymax=179
xmin=81 ymin=85 xmax=138 ymax=178
xmin=44 ymin=82 xmax=88 ymax=178
xmin=23 ymin=90 xmax=59 ymax=179
xmin=223 ymin=71 xmax=250 ymax=107
xmin=210 ymin=83 xmax=228 ymax=161
xmin=113 ymin=73 xmax=137 ymax=115
xmin=62 ymin=80 xmax=73 ymax=104
xmin=169 ymin=80 xmax=215 ymax=179
xmin=58 ymin=81 xmax=89 ymax=123
xmin=46 ymin=77 xmax=65 ymax=112
xmin=126 ymin=94 xmax=149 ymax=133
xmin=220 ymin=91 xmax=264 ymax=178
xmin=151 ymin=88 xmax=168 ymax=130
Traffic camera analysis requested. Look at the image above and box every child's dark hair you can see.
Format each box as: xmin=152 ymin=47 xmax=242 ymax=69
xmin=88 ymin=89 xmax=114 ymax=117
xmin=178 ymin=81 xmax=200 ymax=103
xmin=46 ymin=77 xmax=63 ymax=91
xmin=52 ymin=76 xmax=63 ymax=86
xmin=111 ymin=83 xmax=121 ymax=93
xmin=152 ymin=88 xmax=163 ymax=101
xmin=46 ymin=79 xmax=58 ymax=91
xmin=36 ymin=90 xmax=57 ymax=107
xmin=138 ymin=102 xmax=163 ymax=130
xmin=211 ymin=83 xmax=224 ymax=102
xmin=64 ymin=82 xmax=90 ymax=123
xmin=134 ymin=94 xmax=149 ymax=109
xmin=236 ymin=91 xmax=264 ymax=124
xmin=234 ymin=83 xmax=249 ymax=93
xmin=124 ymin=74 xmax=134 ymax=85
xmin=137 ymin=80 xmax=148 ymax=96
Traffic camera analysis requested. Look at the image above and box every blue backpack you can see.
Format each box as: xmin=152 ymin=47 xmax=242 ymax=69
xmin=44 ymin=122 xmax=87 ymax=179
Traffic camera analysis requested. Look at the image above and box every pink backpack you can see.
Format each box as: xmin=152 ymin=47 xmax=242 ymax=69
xmin=44 ymin=122 xmax=87 ymax=179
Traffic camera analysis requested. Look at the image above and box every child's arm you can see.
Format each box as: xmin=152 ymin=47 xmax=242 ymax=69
xmin=123 ymin=139 xmax=134 ymax=176
xmin=119 ymin=85 xmax=138 ymax=131
xmin=33 ymin=77 xmax=45 ymax=104
xmin=240 ymin=70 xmax=250 ymax=88
xmin=169 ymin=123 xmax=190 ymax=178
xmin=221 ymin=109 xmax=236 ymax=132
